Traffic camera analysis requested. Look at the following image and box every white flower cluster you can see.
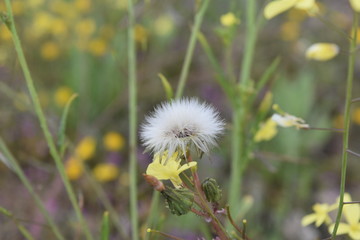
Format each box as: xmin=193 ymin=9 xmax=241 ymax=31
xmin=140 ymin=98 xmax=224 ymax=157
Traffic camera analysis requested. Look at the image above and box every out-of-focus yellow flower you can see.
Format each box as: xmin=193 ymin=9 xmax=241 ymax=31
xmin=55 ymin=86 xmax=74 ymax=107
xmin=76 ymin=19 xmax=96 ymax=39
xmin=88 ymin=38 xmax=107 ymax=56
xmin=153 ymin=15 xmax=174 ymax=36
xmin=115 ymin=0 xmax=128 ymax=10
xmin=50 ymin=1 xmax=77 ymax=20
xmin=75 ymin=137 xmax=96 ymax=161
xmin=220 ymin=12 xmax=240 ymax=27
xmin=146 ymin=151 xmax=197 ymax=188
xmin=280 ymin=21 xmax=300 ymax=41
xmin=135 ymin=24 xmax=148 ymax=49
xmin=51 ymin=19 xmax=68 ymax=38
xmin=32 ymin=12 xmax=54 ymax=38
xmin=93 ymin=163 xmax=119 ymax=182
xmin=287 ymin=8 xmax=308 ymax=21
xmin=328 ymin=193 xmax=360 ymax=240
xmin=66 ymin=157 xmax=84 ymax=180
xmin=333 ymin=114 xmax=344 ymax=129
xmin=350 ymin=0 xmax=360 ymax=12
xmin=75 ymin=0 xmax=91 ymax=13
xmin=264 ymin=0 xmax=318 ymax=20
xmin=27 ymin=0 xmax=44 ymax=9
xmin=100 ymin=25 xmax=115 ymax=40
xmin=353 ymin=108 xmax=360 ymax=125
xmin=11 ymin=0 xmax=24 ymax=16
xmin=254 ymin=118 xmax=278 ymax=142
xmin=302 ymin=203 xmax=337 ymax=227
xmin=103 ymin=132 xmax=125 ymax=151
xmin=259 ymin=92 xmax=273 ymax=113
xmin=305 ymin=43 xmax=339 ymax=61
xmin=41 ymin=41 xmax=60 ymax=60
xmin=0 ymin=24 xmax=12 ymax=42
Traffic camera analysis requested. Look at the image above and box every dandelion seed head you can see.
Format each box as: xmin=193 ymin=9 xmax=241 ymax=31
xmin=140 ymin=98 xmax=224 ymax=157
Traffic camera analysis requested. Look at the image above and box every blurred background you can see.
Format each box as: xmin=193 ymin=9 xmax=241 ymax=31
xmin=0 ymin=0 xmax=359 ymax=239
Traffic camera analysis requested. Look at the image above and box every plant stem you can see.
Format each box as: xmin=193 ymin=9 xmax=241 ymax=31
xmin=175 ymin=0 xmax=210 ymax=99
xmin=127 ymin=0 xmax=139 ymax=239
xmin=331 ymin=11 xmax=358 ymax=239
xmin=3 ymin=2 xmax=93 ymax=240
xmin=0 ymin=138 xmax=64 ymax=240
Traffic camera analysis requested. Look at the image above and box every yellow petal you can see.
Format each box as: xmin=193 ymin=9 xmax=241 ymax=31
xmin=177 ymin=162 xmax=197 ymax=173
xmin=305 ymin=43 xmax=339 ymax=61
xmin=254 ymin=118 xmax=278 ymax=142
xmin=328 ymin=223 xmax=350 ymax=235
xmin=264 ymin=0 xmax=298 ymax=20
xmin=301 ymin=213 xmax=317 ymax=226
xmin=349 ymin=223 xmax=360 ymax=240
xmin=295 ymin=0 xmax=315 ymax=10
xmin=344 ymin=203 xmax=360 ymax=225
xmin=350 ymin=0 xmax=360 ymax=12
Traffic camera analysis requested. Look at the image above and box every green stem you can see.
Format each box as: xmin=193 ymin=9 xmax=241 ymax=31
xmin=144 ymin=191 xmax=160 ymax=240
xmin=127 ymin=0 xmax=138 ymax=239
xmin=0 ymin=138 xmax=64 ymax=240
xmin=0 ymin=207 xmax=36 ymax=240
xmin=238 ymin=0 xmax=257 ymax=86
xmin=3 ymin=2 xmax=93 ymax=240
xmin=331 ymin=12 xmax=358 ymax=239
xmin=175 ymin=0 xmax=210 ymax=99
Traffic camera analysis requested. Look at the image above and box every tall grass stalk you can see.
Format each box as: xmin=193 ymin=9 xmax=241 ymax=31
xmin=175 ymin=0 xmax=210 ymax=99
xmin=331 ymin=11 xmax=358 ymax=239
xmin=3 ymin=2 xmax=93 ymax=240
xmin=126 ymin=0 xmax=138 ymax=239
xmin=0 ymin=207 xmax=36 ymax=240
xmin=0 ymin=138 xmax=64 ymax=240
xmin=228 ymin=0 xmax=258 ymax=212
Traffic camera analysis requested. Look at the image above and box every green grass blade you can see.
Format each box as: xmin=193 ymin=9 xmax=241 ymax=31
xmin=57 ymin=94 xmax=78 ymax=157
xmin=100 ymin=212 xmax=110 ymax=240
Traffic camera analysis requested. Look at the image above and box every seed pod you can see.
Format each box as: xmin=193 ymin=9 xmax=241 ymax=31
xmin=201 ymin=178 xmax=222 ymax=203
xmin=161 ymin=187 xmax=194 ymax=216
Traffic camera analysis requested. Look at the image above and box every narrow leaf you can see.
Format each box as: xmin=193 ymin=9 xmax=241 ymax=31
xmin=57 ymin=94 xmax=78 ymax=156
xmin=101 ymin=211 xmax=110 ymax=240
xmin=158 ymin=73 xmax=173 ymax=100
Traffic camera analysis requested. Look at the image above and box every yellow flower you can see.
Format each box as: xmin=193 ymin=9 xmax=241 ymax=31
xmin=93 ymin=163 xmax=119 ymax=182
xmin=220 ymin=12 xmax=240 ymax=27
xmin=353 ymin=108 xmax=360 ymax=125
xmin=135 ymin=24 xmax=148 ymax=50
xmin=54 ymin=86 xmax=73 ymax=107
xmin=264 ymin=0 xmax=317 ymax=20
xmin=271 ymin=113 xmax=309 ymax=129
xmin=88 ymin=38 xmax=107 ymax=56
xmin=302 ymin=203 xmax=337 ymax=227
xmin=350 ymin=0 xmax=360 ymax=12
xmin=254 ymin=118 xmax=278 ymax=142
xmin=75 ymin=137 xmax=96 ymax=160
xmin=32 ymin=12 xmax=54 ymax=38
xmin=306 ymin=43 xmax=339 ymax=61
xmin=146 ymin=152 xmax=197 ymax=188
xmin=75 ymin=0 xmax=91 ymax=13
xmin=280 ymin=21 xmax=300 ymax=41
xmin=40 ymin=41 xmax=60 ymax=61
xmin=51 ymin=18 xmax=68 ymax=38
xmin=103 ymin=132 xmax=125 ymax=151
xmin=329 ymin=194 xmax=360 ymax=240
xmin=66 ymin=157 xmax=84 ymax=180
xmin=153 ymin=15 xmax=174 ymax=36
xmin=75 ymin=19 xmax=96 ymax=39
xmin=0 ymin=24 xmax=12 ymax=42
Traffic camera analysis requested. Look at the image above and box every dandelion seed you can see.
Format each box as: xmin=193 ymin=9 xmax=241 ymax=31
xmin=140 ymin=98 xmax=224 ymax=157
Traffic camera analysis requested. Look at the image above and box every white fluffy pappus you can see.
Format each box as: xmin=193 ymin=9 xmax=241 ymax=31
xmin=140 ymin=98 xmax=225 ymax=157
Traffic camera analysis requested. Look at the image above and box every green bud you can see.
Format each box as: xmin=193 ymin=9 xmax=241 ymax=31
xmin=161 ymin=187 xmax=194 ymax=216
xmin=201 ymin=178 xmax=222 ymax=203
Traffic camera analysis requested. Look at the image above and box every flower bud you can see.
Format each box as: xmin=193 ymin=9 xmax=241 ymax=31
xmin=201 ymin=178 xmax=222 ymax=203
xmin=161 ymin=187 xmax=194 ymax=216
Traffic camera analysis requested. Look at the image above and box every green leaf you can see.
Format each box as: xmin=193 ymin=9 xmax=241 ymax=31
xmin=101 ymin=211 xmax=110 ymax=240
xmin=57 ymin=93 xmax=78 ymax=157
xmin=158 ymin=73 xmax=173 ymax=100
